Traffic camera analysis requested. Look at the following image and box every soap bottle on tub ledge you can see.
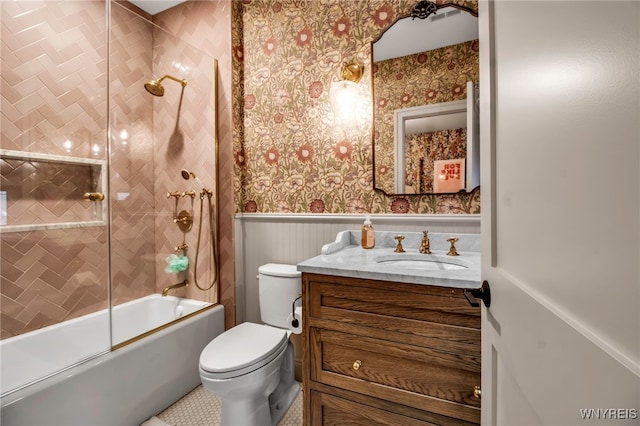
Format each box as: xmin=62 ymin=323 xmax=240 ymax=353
xmin=361 ymin=215 xmax=375 ymax=249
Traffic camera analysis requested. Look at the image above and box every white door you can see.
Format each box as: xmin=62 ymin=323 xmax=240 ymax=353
xmin=479 ymin=1 xmax=640 ymax=424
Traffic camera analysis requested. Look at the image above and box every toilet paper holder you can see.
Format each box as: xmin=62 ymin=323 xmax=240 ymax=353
xmin=291 ymin=295 xmax=302 ymax=328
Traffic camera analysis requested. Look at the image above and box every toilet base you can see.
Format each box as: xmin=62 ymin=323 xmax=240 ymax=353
xmin=201 ymin=342 xmax=299 ymax=426
xmin=268 ymin=341 xmax=299 ymax=425
xmin=220 ymin=394 xmax=273 ymax=426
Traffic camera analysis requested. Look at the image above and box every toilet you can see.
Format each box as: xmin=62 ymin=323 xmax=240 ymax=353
xmin=199 ymin=263 xmax=301 ymax=426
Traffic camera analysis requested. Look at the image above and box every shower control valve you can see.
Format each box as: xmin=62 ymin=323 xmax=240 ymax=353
xmin=173 ymin=210 xmax=193 ymax=233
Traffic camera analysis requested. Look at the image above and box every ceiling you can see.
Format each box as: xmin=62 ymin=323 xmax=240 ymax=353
xmin=128 ymin=0 xmax=186 ymax=15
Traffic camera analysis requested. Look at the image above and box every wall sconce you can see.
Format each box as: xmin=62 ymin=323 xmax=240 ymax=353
xmin=330 ymin=61 xmax=365 ymax=128
xmin=340 ymin=62 xmax=364 ymax=83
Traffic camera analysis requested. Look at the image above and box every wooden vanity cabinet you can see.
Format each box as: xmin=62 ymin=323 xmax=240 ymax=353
xmin=302 ymin=273 xmax=481 ymax=425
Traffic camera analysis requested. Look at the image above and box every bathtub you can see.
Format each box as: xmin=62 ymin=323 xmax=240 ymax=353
xmin=1 ymin=295 xmax=225 ymax=426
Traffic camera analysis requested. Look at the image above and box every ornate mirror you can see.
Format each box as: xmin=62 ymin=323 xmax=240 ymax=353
xmin=372 ymin=2 xmax=479 ymax=195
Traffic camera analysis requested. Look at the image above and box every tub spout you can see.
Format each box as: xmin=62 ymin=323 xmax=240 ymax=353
xmin=162 ymin=280 xmax=189 ymax=297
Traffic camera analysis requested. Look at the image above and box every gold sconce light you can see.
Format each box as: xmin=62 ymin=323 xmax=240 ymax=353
xmin=330 ymin=61 xmax=365 ymax=128
xmin=340 ymin=62 xmax=364 ymax=84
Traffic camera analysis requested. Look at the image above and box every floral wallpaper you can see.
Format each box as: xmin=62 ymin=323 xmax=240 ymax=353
xmin=233 ymin=0 xmax=480 ymax=214
xmin=405 ymin=127 xmax=467 ymax=193
xmin=373 ymin=40 xmax=479 ymax=194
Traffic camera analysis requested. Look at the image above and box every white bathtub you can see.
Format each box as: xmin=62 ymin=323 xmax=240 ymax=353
xmin=0 ymin=295 xmax=224 ymax=426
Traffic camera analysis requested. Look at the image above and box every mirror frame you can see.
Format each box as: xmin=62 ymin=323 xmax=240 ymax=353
xmin=394 ymin=99 xmax=466 ymax=194
xmin=370 ymin=2 xmax=478 ymax=196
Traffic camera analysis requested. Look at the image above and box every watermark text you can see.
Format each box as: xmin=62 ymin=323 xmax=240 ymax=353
xmin=580 ymin=408 xmax=637 ymax=420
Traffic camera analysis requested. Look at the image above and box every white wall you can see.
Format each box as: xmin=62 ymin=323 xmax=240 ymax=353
xmin=234 ymin=213 xmax=480 ymax=323
xmin=479 ymin=0 xmax=639 ymax=422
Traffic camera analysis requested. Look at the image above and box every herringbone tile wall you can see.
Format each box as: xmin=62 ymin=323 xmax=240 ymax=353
xmin=1 ymin=0 xmax=234 ymax=338
xmin=1 ymin=228 xmax=110 ymax=339
xmin=109 ymin=2 xmax=157 ymax=310
xmin=154 ymin=1 xmax=235 ymax=328
xmin=1 ymin=0 xmax=112 ymax=339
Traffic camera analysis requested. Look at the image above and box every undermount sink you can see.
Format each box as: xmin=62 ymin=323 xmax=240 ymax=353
xmin=373 ymin=253 xmax=468 ymax=271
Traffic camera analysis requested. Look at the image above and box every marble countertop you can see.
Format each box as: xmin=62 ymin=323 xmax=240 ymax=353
xmin=297 ymin=230 xmax=482 ymax=289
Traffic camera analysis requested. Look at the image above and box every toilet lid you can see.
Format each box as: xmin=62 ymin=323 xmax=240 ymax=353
xmin=199 ymin=322 xmax=288 ymax=375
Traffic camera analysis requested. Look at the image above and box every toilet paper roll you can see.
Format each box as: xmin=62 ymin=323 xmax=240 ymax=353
xmin=286 ymin=306 xmax=303 ymax=334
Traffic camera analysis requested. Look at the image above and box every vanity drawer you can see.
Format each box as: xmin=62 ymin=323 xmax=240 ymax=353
xmin=310 ymin=328 xmax=481 ymax=424
xmin=306 ymin=274 xmax=480 ymax=355
xmin=309 ymin=389 xmax=478 ymax=426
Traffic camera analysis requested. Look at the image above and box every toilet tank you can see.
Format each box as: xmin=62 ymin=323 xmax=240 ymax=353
xmin=258 ymin=263 xmax=301 ymax=328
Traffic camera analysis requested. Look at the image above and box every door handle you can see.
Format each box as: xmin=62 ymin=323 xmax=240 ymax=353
xmin=83 ymin=192 xmax=104 ymax=201
xmin=463 ymin=280 xmax=491 ymax=308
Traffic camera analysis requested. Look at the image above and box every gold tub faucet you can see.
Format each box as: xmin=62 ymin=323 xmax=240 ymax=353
xmin=162 ymin=279 xmax=189 ymax=296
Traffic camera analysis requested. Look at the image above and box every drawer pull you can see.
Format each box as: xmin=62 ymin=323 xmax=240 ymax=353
xmin=352 ymin=360 xmax=362 ymax=371
xmin=473 ymin=386 xmax=481 ymax=398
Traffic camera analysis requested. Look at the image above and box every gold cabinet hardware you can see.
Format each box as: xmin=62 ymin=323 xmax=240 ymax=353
xmin=473 ymin=385 xmax=481 ymax=398
xmin=447 ymin=237 xmax=459 ymax=256
xmin=393 ymin=235 xmax=405 ymax=253
xmin=167 ymin=191 xmax=181 ymax=199
xmin=352 ymin=360 xmax=362 ymax=371
xmin=83 ymin=192 xmax=104 ymax=201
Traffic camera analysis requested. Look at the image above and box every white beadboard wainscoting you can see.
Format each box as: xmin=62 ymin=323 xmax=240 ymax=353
xmin=234 ymin=213 xmax=480 ymax=324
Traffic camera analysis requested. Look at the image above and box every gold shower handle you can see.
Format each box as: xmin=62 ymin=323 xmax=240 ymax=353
xmin=83 ymin=192 xmax=104 ymax=201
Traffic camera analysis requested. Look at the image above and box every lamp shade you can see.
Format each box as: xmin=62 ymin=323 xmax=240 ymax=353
xmin=330 ymin=80 xmax=360 ymax=127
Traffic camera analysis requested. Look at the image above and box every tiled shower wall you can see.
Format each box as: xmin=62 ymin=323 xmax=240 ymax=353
xmin=109 ymin=2 xmax=158 ymax=308
xmin=1 ymin=1 xmax=112 ymax=339
xmin=1 ymin=0 xmax=233 ymax=338
xmin=152 ymin=1 xmax=235 ymax=327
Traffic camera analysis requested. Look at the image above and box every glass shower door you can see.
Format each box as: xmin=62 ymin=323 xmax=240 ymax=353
xmin=0 ymin=0 xmax=111 ymax=396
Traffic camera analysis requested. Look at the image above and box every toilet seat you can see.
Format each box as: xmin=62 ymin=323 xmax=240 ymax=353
xmin=199 ymin=322 xmax=288 ymax=379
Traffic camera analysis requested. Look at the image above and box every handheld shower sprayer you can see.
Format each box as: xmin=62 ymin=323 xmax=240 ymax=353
xmin=180 ymin=169 xmax=205 ymax=191
xmin=180 ymin=169 xmax=196 ymax=180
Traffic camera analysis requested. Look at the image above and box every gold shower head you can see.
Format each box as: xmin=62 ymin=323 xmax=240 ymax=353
xmin=144 ymin=74 xmax=187 ymax=97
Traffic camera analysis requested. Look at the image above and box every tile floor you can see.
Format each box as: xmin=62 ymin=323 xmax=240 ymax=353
xmin=155 ymin=384 xmax=303 ymax=426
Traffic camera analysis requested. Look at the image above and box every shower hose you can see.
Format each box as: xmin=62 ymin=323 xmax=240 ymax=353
xmin=193 ymin=190 xmax=218 ymax=291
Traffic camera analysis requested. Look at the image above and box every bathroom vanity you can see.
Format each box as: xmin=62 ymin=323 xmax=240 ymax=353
xmin=298 ymin=231 xmax=482 ymax=425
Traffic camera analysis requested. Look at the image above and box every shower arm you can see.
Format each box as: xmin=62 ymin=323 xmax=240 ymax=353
xmin=158 ymin=74 xmax=187 ymax=88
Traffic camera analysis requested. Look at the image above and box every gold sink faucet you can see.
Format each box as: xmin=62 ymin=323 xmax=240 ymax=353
xmin=447 ymin=237 xmax=459 ymax=256
xmin=419 ymin=230 xmax=431 ymax=254
xmin=162 ymin=279 xmax=189 ymax=296
xmin=394 ymin=235 xmax=406 ymax=253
